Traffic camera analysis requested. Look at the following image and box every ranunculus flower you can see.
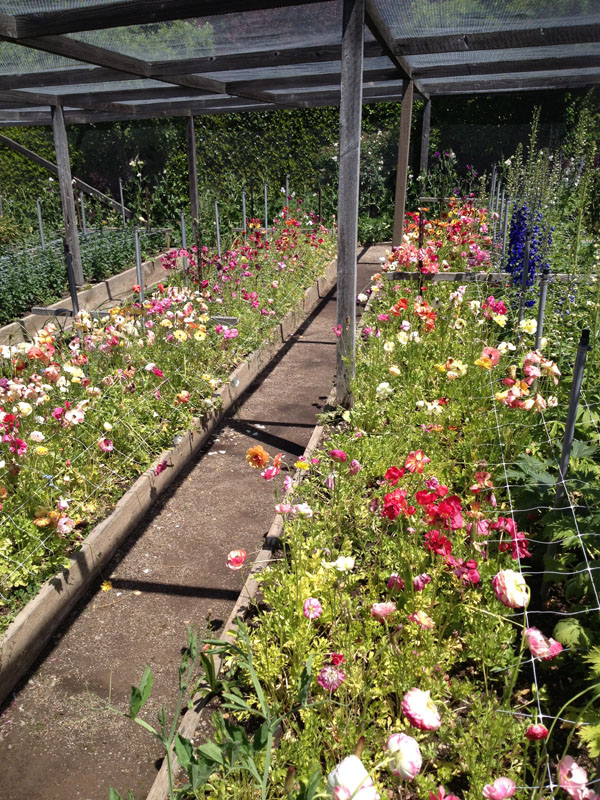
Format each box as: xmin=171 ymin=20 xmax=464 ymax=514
xmin=430 ymin=787 xmax=461 ymax=800
xmin=402 ymin=688 xmax=442 ymax=730
xmin=226 ymin=549 xmax=247 ymax=570
xmin=413 ymin=573 xmax=432 ymax=591
xmin=523 ymin=627 xmax=563 ymax=660
xmin=482 ymin=777 xmax=516 ymax=799
xmin=371 ymin=601 xmax=396 ymax=622
xmin=385 ymin=732 xmax=422 ymax=779
xmin=349 ymin=459 xmax=362 ymax=475
xmin=408 ymin=610 xmax=435 ymax=629
xmin=327 ymin=755 xmax=380 ymax=800
xmin=387 ymin=573 xmax=405 ymax=592
xmin=405 ymin=450 xmax=431 ymax=474
xmin=246 ymin=445 xmax=270 ymax=469
xmin=317 ymin=665 xmax=346 ymax=693
xmin=97 ymin=437 xmax=114 ymax=452
xmin=558 ymin=756 xmax=588 ymax=800
xmin=303 ymin=598 xmax=323 ymax=620
xmin=330 ymin=449 xmax=348 ymax=462
xmin=492 ymin=569 xmax=529 ymax=608
xmin=525 ymin=723 xmax=549 ymax=740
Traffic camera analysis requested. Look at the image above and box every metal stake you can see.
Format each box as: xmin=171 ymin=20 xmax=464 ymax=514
xmin=119 ymin=177 xmax=126 ymax=229
xmin=79 ymin=193 xmax=87 ymax=235
xmin=554 ymin=328 xmax=591 ymax=509
xmin=535 ymin=268 xmax=550 ymax=350
xmin=263 ymin=182 xmax=268 ymax=242
xmin=134 ymin=226 xmax=145 ymax=304
xmin=318 ymin=186 xmax=322 ymax=222
xmin=501 ymin=196 xmax=510 ymax=266
xmin=214 ymin=198 xmax=221 ymax=258
xmin=285 ymin=173 xmax=289 ymax=205
xmin=517 ymin=232 xmax=531 ymax=328
xmin=242 ymin=190 xmax=247 ymax=241
xmin=180 ymin=209 xmax=188 ymax=285
xmin=489 ymin=165 xmax=497 ymax=213
xmin=36 ymin=197 xmax=45 ymax=249
xmin=63 ymin=238 xmax=79 ymax=316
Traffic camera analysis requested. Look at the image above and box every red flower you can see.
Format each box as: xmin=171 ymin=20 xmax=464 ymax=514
xmin=384 ymin=466 xmax=405 ymax=485
xmin=425 ymin=529 xmax=452 ymax=556
xmin=405 ymin=450 xmax=431 ymax=474
xmin=382 ymin=489 xmax=415 ymax=520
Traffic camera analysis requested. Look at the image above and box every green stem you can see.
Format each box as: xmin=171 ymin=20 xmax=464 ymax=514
xmin=261 ymin=729 xmax=273 ymax=800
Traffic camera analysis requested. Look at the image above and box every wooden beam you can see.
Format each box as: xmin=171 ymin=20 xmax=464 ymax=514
xmin=0 ymin=65 xmax=131 ymax=90
xmin=0 ymin=132 xmax=133 ymax=217
xmin=12 ymin=0 xmax=331 ymax=38
xmin=395 ymin=23 xmax=600 ymax=56
xmin=364 ymin=0 xmax=429 ymax=98
xmin=425 ymin=73 xmax=600 ymax=95
xmin=414 ymin=53 xmax=600 ymax=80
xmin=186 ymin=114 xmax=200 ymax=252
xmin=51 ymin=104 xmax=83 ymax=286
xmin=336 ymin=0 xmax=364 ymax=408
xmin=0 ymin=34 xmax=299 ymax=110
xmin=419 ymin=97 xmax=431 ymax=176
xmin=392 ymin=80 xmax=414 ymax=247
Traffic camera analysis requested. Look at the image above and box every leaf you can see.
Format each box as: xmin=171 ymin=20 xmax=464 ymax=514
xmin=174 ymin=733 xmax=195 ymax=770
xmin=129 ymin=665 xmax=153 ymax=719
xmin=189 ymin=761 xmax=215 ymax=790
xmin=252 ymin=720 xmax=271 ymax=753
xmin=108 ymin=789 xmax=123 ymax=800
xmin=571 ymin=439 xmax=599 ymax=459
xmin=579 ymin=722 xmax=600 ymax=759
xmin=297 ymin=768 xmax=322 ymax=800
xmin=196 ymin=741 xmax=225 ymax=765
xmin=584 ymin=646 xmax=600 ymax=678
xmin=297 ymin=654 xmax=313 ymax=707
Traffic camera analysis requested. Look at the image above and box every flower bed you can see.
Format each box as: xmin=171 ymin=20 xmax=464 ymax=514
xmin=0 ymin=206 xmax=335 ymax=631
xmin=137 ymin=211 xmax=600 ymax=800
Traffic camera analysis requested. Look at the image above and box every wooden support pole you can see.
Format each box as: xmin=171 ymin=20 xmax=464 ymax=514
xmin=186 ymin=113 xmax=200 ymax=254
xmin=51 ymin=103 xmax=84 ymax=286
xmin=336 ymin=0 xmax=364 ymax=408
xmin=419 ymin=97 xmax=431 ymax=176
xmin=392 ymin=80 xmax=414 ymax=247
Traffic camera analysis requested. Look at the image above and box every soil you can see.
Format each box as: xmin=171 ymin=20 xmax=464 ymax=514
xmin=0 ymin=248 xmax=385 ymax=800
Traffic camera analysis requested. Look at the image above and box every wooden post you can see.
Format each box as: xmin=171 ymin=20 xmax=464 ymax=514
xmin=392 ymin=80 xmax=414 ymax=247
xmin=51 ymin=103 xmax=84 ymax=286
xmin=419 ymin=97 xmax=431 ymax=176
xmin=186 ymin=114 xmax=200 ymax=254
xmin=336 ymin=0 xmax=364 ymax=408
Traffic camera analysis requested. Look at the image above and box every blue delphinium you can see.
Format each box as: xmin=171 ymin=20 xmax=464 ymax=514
xmin=505 ymin=204 xmax=552 ymax=299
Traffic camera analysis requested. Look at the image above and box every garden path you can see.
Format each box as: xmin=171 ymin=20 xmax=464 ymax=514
xmin=0 ymin=247 xmax=386 ymax=800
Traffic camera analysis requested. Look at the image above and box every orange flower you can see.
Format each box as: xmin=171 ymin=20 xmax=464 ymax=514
xmin=246 ymin=445 xmax=270 ymax=469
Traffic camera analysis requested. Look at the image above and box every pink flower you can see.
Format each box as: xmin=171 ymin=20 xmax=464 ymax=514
xmin=387 ymin=573 xmax=405 ymax=592
xmin=154 ymin=460 xmax=168 ymax=476
xmin=317 ymin=665 xmax=346 ymax=692
xmin=330 ymin=449 xmax=348 ymax=462
xmin=371 ymin=601 xmax=396 ymax=621
xmin=523 ymin=627 xmax=563 ymax=660
xmin=408 ymin=610 xmax=435 ymax=629
xmin=384 ymin=732 xmax=422 ymax=779
xmin=97 ymin=437 xmax=114 ymax=452
xmin=226 ymin=549 xmax=247 ymax=570
xmin=327 ymin=755 xmax=379 ymax=800
xmin=261 ymin=465 xmax=280 ymax=481
xmin=558 ymin=756 xmax=589 ymax=800
xmin=482 ymin=778 xmax=516 ymax=799
xmin=492 ymin=569 xmax=529 ymax=608
xmin=429 ymin=787 xmax=461 ymax=800
xmin=303 ymin=598 xmax=323 ymax=620
xmin=413 ymin=573 xmax=432 ymax=591
xmin=349 ymin=459 xmax=362 ymax=475
xmin=405 ymin=450 xmax=431 ymax=474
xmin=56 ymin=517 xmax=75 ymax=536
xmin=525 ymin=723 xmax=549 ymax=741
xmin=402 ymin=688 xmax=442 ymax=730
xmin=275 ymin=502 xmax=294 ymax=514
xmin=223 ymin=328 xmax=239 ymax=339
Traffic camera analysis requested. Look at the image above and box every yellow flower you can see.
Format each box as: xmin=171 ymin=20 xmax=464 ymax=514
xmin=453 ymin=318 xmax=467 ymax=329
xmin=491 ymin=312 xmax=507 ymax=327
xmin=100 ymin=580 xmax=112 ymax=592
xmin=35 ymin=446 xmax=49 ymax=456
xmin=194 ymin=329 xmax=206 ymax=342
xmin=518 ymin=318 xmax=537 ymax=335
xmin=383 ymin=340 xmax=395 ymax=352
xmin=173 ymin=330 xmax=188 ymax=342
xmin=389 ymin=365 xmax=401 ymax=377
xmin=295 ymin=460 xmax=310 ymax=471
xmin=160 ymin=318 xmax=173 ymax=328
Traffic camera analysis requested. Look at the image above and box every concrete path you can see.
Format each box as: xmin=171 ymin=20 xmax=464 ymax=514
xmin=0 ymin=251 xmax=382 ymax=800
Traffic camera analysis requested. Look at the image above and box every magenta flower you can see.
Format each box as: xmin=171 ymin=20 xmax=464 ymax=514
xmin=558 ymin=756 xmax=589 ymax=799
xmin=97 ymin=437 xmax=114 ymax=452
xmin=303 ymin=598 xmax=323 ymax=620
xmin=371 ymin=601 xmax=396 ymax=622
xmin=384 ymin=732 xmax=422 ymax=779
xmin=226 ymin=549 xmax=247 ymax=570
xmin=525 ymin=723 xmax=549 ymax=741
xmin=523 ymin=627 xmax=563 ymax=660
xmin=154 ymin=460 xmax=168 ymax=476
xmin=492 ymin=569 xmax=529 ymax=608
xmin=429 ymin=787 xmax=461 ymax=800
xmin=330 ymin=449 xmax=348 ymax=463
xmin=413 ymin=573 xmax=432 ymax=591
xmin=387 ymin=573 xmax=405 ymax=592
xmin=482 ymin=778 xmax=516 ymax=800
xmin=401 ymin=688 xmax=442 ymax=730
xmin=349 ymin=459 xmax=362 ymax=475
xmin=317 ymin=665 xmax=346 ymax=692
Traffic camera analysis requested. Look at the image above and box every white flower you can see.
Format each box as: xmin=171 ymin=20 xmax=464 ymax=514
xmin=29 ymin=431 xmax=45 ymax=442
xmin=327 ymin=756 xmax=379 ymax=800
xmin=519 ymin=318 xmax=537 ymax=335
xmin=376 ymin=381 xmax=393 ymax=398
xmin=357 ymin=293 xmax=368 ymax=303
